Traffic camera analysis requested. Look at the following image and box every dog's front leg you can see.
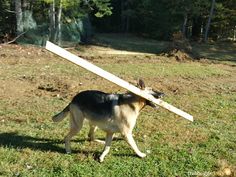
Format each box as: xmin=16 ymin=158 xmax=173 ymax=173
xmin=99 ymin=132 xmax=113 ymax=162
xmin=124 ymin=133 xmax=146 ymax=158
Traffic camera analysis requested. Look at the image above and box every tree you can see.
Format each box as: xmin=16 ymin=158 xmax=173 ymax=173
xmin=15 ymin=0 xmax=23 ymax=35
xmin=1 ymin=0 xmax=236 ymax=43
xmin=210 ymin=0 xmax=236 ymax=40
xmin=49 ymin=0 xmax=56 ymax=42
xmin=0 ymin=0 xmax=15 ymax=40
xmin=48 ymin=0 xmax=62 ymax=43
xmin=204 ymin=0 xmax=216 ymax=42
xmin=45 ymin=0 xmax=112 ymax=44
xmin=57 ymin=0 xmax=62 ymax=45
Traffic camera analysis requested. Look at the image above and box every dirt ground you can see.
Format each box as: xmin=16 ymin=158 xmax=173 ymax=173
xmin=0 ymin=44 xmax=150 ymax=111
xmin=0 ymin=43 xmax=235 ymax=106
xmin=0 ymin=44 xmax=164 ymax=101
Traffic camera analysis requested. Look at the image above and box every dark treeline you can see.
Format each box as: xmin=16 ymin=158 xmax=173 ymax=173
xmin=93 ymin=0 xmax=236 ymax=41
xmin=0 ymin=0 xmax=235 ymax=45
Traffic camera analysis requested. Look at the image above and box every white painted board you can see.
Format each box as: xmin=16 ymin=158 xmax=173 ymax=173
xmin=45 ymin=41 xmax=193 ymax=122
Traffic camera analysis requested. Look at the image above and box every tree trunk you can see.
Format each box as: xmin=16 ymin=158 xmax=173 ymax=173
xmin=120 ymin=0 xmax=125 ymax=32
xmin=56 ymin=0 xmax=62 ymax=45
xmin=182 ymin=13 xmax=188 ymax=38
xmin=49 ymin=0 xmax=56 ymax=42
xmin=234 ymin=26 xmax=236 ymax=41
xmin=15 ymin=0 xmax=23 ymax=35
xmin=29 ymin=0 xmax=33 ymax=10
xmin=22 ymin=0 xmax=27 ymax=11
xmin=192 ymin=17 xmax=202 ymax=41
xmin=126 ymin=16 xmax=130 ymax=33
xmin=204 ymin=0 xmax=216 ymax=42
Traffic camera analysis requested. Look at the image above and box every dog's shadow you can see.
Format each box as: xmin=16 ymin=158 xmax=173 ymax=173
xmin=0 ymin=132 xmax=88 ymax=154
xmin=0 ymin=132 xmax=130 ymax=157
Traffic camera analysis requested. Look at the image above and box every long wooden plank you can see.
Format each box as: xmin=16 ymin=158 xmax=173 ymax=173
xmin=45 ymin=41 xmax=193 ymax=122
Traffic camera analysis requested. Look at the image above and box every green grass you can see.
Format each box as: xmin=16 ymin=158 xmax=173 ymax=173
xmin=101 ymin=62 xmax=229 ymax=79
xmin=93 ymin=33 xmax=169 ymax=54
xmin=0 ymin=38 xmax=235 ymax=176
xmin=192 ymin=42 xmax=236 ymax=62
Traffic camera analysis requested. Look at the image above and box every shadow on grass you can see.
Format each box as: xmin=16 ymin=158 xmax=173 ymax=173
xmin=191 ymin=42 xmax=236 ymax=62
xmin=91 ymin=33 xmax=236 ymax=63
xmin=91 ymin=33 xmax=168 ymax=54
xmin=0 ymin=132 xmax=127 ymax=156
xmin=113 ymin=153 xmax=138 ymax=158
xmin=0 ymin=132 xmax=86 ymax=154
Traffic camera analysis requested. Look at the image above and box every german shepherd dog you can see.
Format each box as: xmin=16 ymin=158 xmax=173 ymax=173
xmin=52 ymin=79 xmax=164 ymax=162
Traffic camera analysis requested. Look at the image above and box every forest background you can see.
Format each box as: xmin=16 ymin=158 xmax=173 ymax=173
xmin=0 ymin=0 xmax=236 ymax=45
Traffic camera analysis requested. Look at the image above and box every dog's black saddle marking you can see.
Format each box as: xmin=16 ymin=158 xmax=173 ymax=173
xmin=72 ymin=90 xmax=118 ymax=117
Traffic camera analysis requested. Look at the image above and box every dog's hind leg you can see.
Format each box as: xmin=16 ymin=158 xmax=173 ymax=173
xmin=99 ymin=132 xmax=113 ymax=162
xmin=88 ymin=124 xmax=105 ymax=144
xmin=124 ymin=133 xmax=146 ymax=158
xmin=88 ymin=124 xmax=97 ymax=141
xmin=64 ymin=104 xmax=84 ymax=154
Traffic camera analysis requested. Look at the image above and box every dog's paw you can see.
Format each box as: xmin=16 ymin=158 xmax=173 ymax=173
xmin=138 ymin=152 xmax=146 ymax=158
xmin=66 ymin=150 xmax=71 ymax=154
xmin=94 ymin=139 xmax=105 ymax=144
xmin=99 ymin=156 xmax=104 ymax=163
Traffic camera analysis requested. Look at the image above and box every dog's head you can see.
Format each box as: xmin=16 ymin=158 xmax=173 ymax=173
xmin=137 ymin=79 xmax=165 ymax=108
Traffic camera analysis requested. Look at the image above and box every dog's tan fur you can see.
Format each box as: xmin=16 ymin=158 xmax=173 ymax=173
xmin=52 ymin=80 xmax=163 ymax=162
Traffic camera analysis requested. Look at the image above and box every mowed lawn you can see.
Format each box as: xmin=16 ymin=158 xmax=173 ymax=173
xmin=0 ymin=38 xmax=235 ymax=176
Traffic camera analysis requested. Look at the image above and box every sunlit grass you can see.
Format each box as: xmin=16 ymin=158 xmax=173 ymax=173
xmin=101 ymin=62 xmax=229 ymax=79
xmin=0 ymin=41 xmax=235 ymax=176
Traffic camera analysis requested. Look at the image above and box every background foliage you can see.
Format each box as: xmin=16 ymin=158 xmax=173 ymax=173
xmin=0 ymin=0 xmax=235 ymax=42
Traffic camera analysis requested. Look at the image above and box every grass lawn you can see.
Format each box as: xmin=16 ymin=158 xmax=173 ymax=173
xmin=0 ymin=35 xmax=235 ymax=176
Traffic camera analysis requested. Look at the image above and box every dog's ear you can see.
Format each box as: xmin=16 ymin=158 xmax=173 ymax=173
xmin=138 ymin=79 xmax=145 ymax=90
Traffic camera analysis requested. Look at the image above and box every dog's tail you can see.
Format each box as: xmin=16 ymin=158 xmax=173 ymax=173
xmin=52 ymin=104 xmax=70 ymax=122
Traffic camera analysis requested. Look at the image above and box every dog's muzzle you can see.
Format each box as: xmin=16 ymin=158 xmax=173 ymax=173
xmin=146 ymin=91 xmax=165 ymax=108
